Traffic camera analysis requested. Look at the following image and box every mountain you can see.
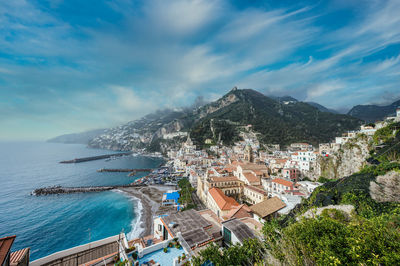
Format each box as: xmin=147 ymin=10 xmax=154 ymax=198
xmin=270 ymin=95 xmax=339 ymax=114
xmin=86 ymin=88 xmax=361 ymax=152
xmin=47 ymin=128 xmax=106 ymax=144
xmin=347 ymin=99 xmax=400 ymax=123
xmin=269 ymin=95 xmax=299 ymax=103
xmin=305 ymin=101 xmax=339 ymax=114
xmin=189 ymin=88 xmax=362 ymax=147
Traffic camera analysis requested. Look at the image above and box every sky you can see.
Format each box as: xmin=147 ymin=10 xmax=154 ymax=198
xmin=1 ymin=0 xmax=400 ymax=140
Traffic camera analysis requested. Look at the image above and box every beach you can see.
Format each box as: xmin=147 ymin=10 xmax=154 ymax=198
xmin=120 ymin=185 xmax=178 ymax=238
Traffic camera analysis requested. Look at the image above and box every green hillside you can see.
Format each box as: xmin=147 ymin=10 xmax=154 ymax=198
xmin=190 ymin=89 xmax=362 ymax=147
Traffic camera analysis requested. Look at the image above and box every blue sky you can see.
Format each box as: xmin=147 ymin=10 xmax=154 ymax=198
xmin=1 ymin=0 xmax=400 ymax=140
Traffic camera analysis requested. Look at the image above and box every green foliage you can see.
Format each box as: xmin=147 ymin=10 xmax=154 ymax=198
xmin=178 ymin=178 xmax=196 ymax=210
xmin=263 ymin=209 xmax=400 ymax=265
xmin=360 ymin=162 xmax=400 ymax=176
xmin=190 ymin=89 xmax=361 ymax=148
xmin=317 ymin=176 xmax=337 ymax=183
xmin=369 ymin=122 xmax=400 ymax=163
xmin=191 ymin=239 xmax=265 ymax=266
xmin=373 ymin=122 xmax=399 ymax=144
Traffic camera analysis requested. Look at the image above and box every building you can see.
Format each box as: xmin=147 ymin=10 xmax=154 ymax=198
xmin=243 ymin=185 xmax=268 ymax=205
xmin=208 ymin=176 xmax=243 ymax=196
xmin=162 ymin=190 xmax=180 ymax=208
xmin=207 ymin=188 xmax=240 ymax=218
xmin=0 ymin=236 xmax=16 ymax=266
xmin=282 ymin=168 xmax=300 ymax=181
xmin=221 ymin=219 xmax=256 ymax=246
xmin=234 ymin=163 xmax=269 ymax=186
xmin=249 ymin=197 xmax=287 ymax=222
xmin=10 ymin=248 xmax=30 ymax=266
xmin=153 ymin=209 xmax=221 ymax=250
xmin=290 ymin=143 xmax=313 ymax=151
xmin=267 ymin=178 xmax=295 ymax=194
xmin=30 ymin=234 xmax=125 ymax=266
xmin=222 ymin=204 xmax=252 ymax=220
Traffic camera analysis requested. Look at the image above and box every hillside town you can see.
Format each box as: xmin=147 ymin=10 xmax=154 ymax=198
xmin=2 ymin=108 xmax=399 ymax=266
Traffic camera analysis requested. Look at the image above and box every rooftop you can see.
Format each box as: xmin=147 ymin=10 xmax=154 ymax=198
xmin=245 ymin=185 xmax=268 ymax=195
xmin=208 ymin=187 xmax=240 ymax=210
xmin=10 ymin=248 xmax=30 ymax=266
xmin=243 ymin=172 xmax=260 ymax=183
xmin=272 ymin=178 xmax=294 ymax=187
xmin=250 ymin=197 xmax=287 ymax=219
xmin=223 ymin=204 xmax=252 ymax=220
xmin=222 ymin=219 xmax=256 ymax=243
xmin=162 ymin=209 xmax=211 ymax=237
xmin=0 ymin=235 xmax=16 ymax=265
xmin=210 ymin=176 xmax=239 ymax=182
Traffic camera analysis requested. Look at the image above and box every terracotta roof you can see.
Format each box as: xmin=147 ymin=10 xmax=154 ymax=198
xmin=210 ymin=176 xmax=240 ymax=183
xmin=245 ymin=185 xmax=268 ymax=195
xmin=10 ymin=248 xmax=29 ymax=265
xmin=0 ymin=235 xmax=16 ymax=265
xmin=223 ymin=204 xmax=252 ymax=220
xmin=250 ymin=197 xmax=287 ymax=218
xmin=239 ymin=163 xmax=269 ymax=171
xmin=272 ymin=178 xmax=294 ymax=187
xmin=273 ymin=159 xmax=288 ymax=164
xmin=209 ymin=187 xmax=239 ymax=210
xmin=243 ymin=172 xmax=260 ymax=184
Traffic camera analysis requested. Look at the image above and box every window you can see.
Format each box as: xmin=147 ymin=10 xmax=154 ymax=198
xmin=223 ymin=227 xmax=232 ymax=245
xmin=158 ymin=224 xmax=162 ymax=231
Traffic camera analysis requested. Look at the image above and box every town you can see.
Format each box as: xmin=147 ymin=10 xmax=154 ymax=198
xmin=2 ymin=107 xmax=399 ymax=266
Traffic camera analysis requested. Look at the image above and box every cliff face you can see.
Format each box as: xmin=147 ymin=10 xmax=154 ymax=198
xmin=311 ymin=134 xmax=372 ymax=180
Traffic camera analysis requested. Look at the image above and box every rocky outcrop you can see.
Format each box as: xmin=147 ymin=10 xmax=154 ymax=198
xmin=370 ymin=171 xmax=400 ymax=202
xmin=310 ymin=134 xmax=372 ymax=180
xmin=197 ymin=89 xmax=238 ymax=119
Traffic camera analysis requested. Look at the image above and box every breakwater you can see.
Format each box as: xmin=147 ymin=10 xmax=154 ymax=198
xmin=32 ymin=184 xmax=144 ymax=195
xmin=97 ymin=168 xmax=152 ymax=172
xmin=59 ymin=152 xmax=133 ymax=163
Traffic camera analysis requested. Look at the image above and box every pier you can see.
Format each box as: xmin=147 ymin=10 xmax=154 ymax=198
xmin=97 ymin=168 xmax=153 ymax=172
xmin=59 ymin=152 xmax=133 ymax=163
xmin=32 ymin=184 xmax=143 ymax=196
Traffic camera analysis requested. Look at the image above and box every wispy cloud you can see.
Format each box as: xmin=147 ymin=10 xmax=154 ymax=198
xmin=0 ymin=0 xmax=399 ymax=139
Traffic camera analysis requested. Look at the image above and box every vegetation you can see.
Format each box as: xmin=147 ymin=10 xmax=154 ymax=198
xmin=191 ymin=239 xmax=266 ymax=266
xmin=262 ymin=209 xmax=400 ymax=265
xmin=177 ymin=178 xmax=196 ymax=210
xmin=190 ymin=89 xmax=361 ymax=148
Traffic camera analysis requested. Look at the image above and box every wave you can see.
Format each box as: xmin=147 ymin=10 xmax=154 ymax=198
xmin=113 ymin=189 xmax=145 ymax=240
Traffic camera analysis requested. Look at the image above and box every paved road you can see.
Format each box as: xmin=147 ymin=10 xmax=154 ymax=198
xmin=192 ymin=190 xmax=206 ymax=210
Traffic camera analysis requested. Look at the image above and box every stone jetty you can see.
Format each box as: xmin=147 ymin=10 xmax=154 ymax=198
xmin=59 ymin=152 xmax=133 ymax=163
xmin=97 ymin=168 xmax=153 ymax=172
xmin=32 ymin=184 xmax=142 ymax=196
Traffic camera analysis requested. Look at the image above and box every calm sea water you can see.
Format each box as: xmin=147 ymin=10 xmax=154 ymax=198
xmin=0 ymin=142 xmax=163 ymax=260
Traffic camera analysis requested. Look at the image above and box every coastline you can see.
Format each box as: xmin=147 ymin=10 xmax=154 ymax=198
xmin=119 ymin=185 xmax=177 ymax=239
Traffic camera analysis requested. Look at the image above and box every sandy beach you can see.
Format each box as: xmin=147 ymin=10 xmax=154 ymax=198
xmin=120 ymin=185 xmax=177 ymax=238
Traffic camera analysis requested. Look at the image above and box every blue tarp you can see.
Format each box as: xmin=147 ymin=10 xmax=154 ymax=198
xmin=165 ymin=191 xmax=180 ymax=201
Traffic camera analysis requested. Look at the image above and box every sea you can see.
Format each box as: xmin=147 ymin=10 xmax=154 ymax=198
xmin=0 ymin=141 xmax=163 ymax=261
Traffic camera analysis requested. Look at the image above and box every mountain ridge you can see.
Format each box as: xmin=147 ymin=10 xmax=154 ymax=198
xmin=347 ymin=99 xmax=400 ymax=123
xmin=49 ymin=88 xmax=362 ymax=151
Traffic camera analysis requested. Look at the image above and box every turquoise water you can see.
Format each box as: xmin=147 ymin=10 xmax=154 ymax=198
xmin=0 ymin=142 xmax=163 ymax=260
xmin=138 ymin=247 xmax=186 ymax=266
